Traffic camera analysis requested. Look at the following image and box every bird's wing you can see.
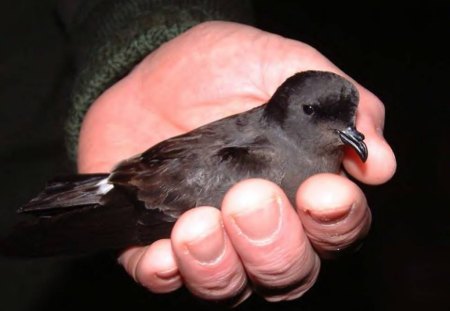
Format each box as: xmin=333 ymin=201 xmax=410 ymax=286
xmin=109 ymin=128 xmax=281 ymax=219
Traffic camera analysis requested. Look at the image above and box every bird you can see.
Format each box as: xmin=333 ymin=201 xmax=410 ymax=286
xmin=0 ymin=70 xmax=368 ymax=257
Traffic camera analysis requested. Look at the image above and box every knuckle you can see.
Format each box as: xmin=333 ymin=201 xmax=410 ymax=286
xmin=310 ymin=207 xmax=372 ymax=252
xmin=189 ymin=270 xmax=248 ymax=300
xmin=253 ymin=253 xmax=321 ymax=301
xmin=248 ymin=244 xmax=315 ymax=288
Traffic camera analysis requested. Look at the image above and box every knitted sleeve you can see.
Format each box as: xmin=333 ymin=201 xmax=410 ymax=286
xmin=63 ymin=0 xmax=254 ymax=160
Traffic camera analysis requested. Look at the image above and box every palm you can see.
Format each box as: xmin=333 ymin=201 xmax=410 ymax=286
xmin=78 ymin=22 xmax=342 ymax=173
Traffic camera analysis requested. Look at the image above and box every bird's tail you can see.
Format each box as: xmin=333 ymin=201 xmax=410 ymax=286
xmin=0 ymin=174 xmax=174 ymax=258
xmin=19 ymin=174 xmax=111 ymax=214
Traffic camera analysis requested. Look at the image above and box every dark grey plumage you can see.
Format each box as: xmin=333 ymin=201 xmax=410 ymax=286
xmin=1 ymin=71 xmax=368 ymax=257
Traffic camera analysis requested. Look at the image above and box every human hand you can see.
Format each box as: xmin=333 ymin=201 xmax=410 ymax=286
xmin=77 ymin=22 xmax=396 ymax=304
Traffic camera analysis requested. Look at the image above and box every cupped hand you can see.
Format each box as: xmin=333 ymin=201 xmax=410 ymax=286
xmin=77 ymin=21 xmax=396 ymax=304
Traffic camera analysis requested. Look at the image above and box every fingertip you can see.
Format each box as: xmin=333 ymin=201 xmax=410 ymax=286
xmin=221 ymin=179 xmax=290 ymax=245
xmin=343 ymin=127 xmax=397 ymax=185
xmin=296 ymin=173 xmax=372 ymax=255
xmin=171 ymin=206 xmax=224 ymax=264
xmin=222 ymin=179 xmax=319 ymax=297
xmin=296 ymin=174 xmax=363 ymax=217
xmin=118 ymin=246 xmax=148 ymax=282
xmin=135 ymin=239 xmax=182 ymax=293
xmin=171 ymin=206 xmax=249 ymax=302
xmin=221 ymin=178 xmax=286 ymax=216
xmin=348 ymin=90 xmax=397 ymax=185
xmin=119 ymin=241 xmax=182 ymax=293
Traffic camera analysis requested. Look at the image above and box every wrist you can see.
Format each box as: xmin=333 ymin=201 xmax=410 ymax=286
xmin=65 ymin=0 xmax=253 ymax=161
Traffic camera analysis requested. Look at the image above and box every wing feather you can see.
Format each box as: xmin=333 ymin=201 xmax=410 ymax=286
xmin=109 ymin=111 xmax=282 ymax=218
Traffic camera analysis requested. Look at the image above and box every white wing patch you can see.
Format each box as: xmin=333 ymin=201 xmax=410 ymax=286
xmin=96 ymin=178 xmax=114 ymax=195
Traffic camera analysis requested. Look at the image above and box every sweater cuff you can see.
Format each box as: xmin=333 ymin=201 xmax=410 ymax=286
xmin=65 ymin=0 xmax=253 ymax=161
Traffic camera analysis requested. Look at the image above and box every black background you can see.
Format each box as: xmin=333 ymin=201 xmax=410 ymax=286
xmin=0 ymin=1 xmax=448 ymax=310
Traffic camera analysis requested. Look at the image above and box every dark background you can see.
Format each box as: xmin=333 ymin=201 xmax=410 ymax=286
xmin=0 ymin=1 xmax=448 ymax=310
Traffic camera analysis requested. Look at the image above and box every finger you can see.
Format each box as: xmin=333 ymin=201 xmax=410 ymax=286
xmin=343 ymin=88 xmax=397 ymax=185
xmin=118 ymin=241 xmax=182 ymax=293
xmin=221 ymin=179 xmax=321 ymax=302
xmin=171 ymin=207 xmax=251 ymax=305
xmin=296 ymin=174 xmax=372 ymax=258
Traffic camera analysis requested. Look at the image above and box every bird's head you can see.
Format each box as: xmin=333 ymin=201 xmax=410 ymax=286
xmin=264 ymin=71 xmax=368 ymax=162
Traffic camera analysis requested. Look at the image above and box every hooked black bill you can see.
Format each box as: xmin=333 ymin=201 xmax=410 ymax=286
xmin=338 ymin=126 xmax=368 ymax=162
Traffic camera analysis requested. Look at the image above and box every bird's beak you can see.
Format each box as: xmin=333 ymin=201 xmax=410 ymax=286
xmin=338 ymin=126 xmax=368 ymax=162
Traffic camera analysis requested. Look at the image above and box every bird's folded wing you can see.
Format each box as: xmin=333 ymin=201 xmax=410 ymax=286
xmin=109 ymin=131 xmax=281 ymax=218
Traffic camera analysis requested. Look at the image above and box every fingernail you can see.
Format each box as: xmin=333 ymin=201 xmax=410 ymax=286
xmin=307 ymin=204 xmax=353 ymax=224
xmin=155 ymin=268 xmax=179 ymax=280
xmin=185 ymin=224 xmax=225 ymax=264
xmin=232 ymin=196 xmax=282 ymax=242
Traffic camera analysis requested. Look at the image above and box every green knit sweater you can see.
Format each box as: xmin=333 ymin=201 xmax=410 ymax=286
xmin=64 ymin=0 xmax=253 ymax=160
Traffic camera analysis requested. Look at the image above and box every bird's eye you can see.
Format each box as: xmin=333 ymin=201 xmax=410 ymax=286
xmin=303 ymin=105 xmax=314 ymax=115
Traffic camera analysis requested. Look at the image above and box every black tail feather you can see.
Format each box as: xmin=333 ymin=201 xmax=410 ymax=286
xmin=0 ymin=174 xmax=175 ymax=258
xmin=19 ymin=174 xmax=109 ymax=214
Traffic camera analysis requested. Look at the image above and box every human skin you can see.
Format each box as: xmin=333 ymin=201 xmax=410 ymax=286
xmin=77 ymin=22 xmax=396 ymax=304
